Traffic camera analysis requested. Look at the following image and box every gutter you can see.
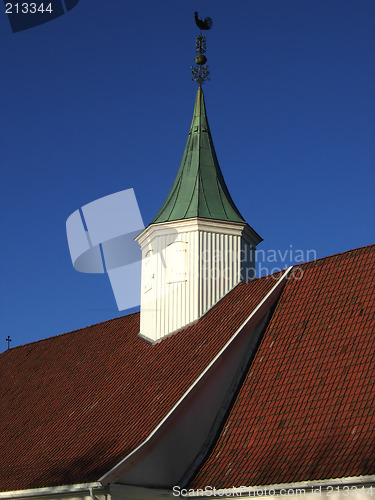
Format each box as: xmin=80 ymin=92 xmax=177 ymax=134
xmin=0 ymin=482 xmax=106 ymax=499
xmin=183 ymin=476 xmax=375 ymax=498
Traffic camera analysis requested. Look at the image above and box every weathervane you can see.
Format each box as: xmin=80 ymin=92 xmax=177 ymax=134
xmin=191 ymin=11 xmax=212 ymax=85
xmin=6 ymin=336 xmax=11 ymax=350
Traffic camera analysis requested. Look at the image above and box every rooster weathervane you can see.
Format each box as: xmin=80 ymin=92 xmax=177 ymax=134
xmin=191 ymin=11 xmax=212 ymax=85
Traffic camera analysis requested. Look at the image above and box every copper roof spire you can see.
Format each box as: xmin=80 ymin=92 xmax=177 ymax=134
xmin=151 ymin=86 xmax=248 ymax=224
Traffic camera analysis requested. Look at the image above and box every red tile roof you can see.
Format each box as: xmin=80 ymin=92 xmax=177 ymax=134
xmin=0 ymin=271 xmax=278 ymax=492
xmin=190 ymin=244 xmax=375 ymax=488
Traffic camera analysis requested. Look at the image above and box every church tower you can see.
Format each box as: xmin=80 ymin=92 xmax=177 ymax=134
xmin=135 ymin=16 xmax=262 ymax=341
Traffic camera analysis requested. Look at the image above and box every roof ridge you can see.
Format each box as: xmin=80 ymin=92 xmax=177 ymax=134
xmin=294 ymin=243 xmax=375 ymax=269
xmin=1 ymin=311 xmax=140 ymax=354
xmin=4 ymin=245 xmax=372 ymax=354
xmin=3 ymin=274 xmax=278 ymax=354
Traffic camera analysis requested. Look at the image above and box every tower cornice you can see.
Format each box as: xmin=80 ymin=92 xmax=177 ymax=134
xmin=136 ymin=218 xmax=262 ymax=249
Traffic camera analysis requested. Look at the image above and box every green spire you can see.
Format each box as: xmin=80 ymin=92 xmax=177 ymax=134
xmin=151 ymin=87 xmax=246 ymax=224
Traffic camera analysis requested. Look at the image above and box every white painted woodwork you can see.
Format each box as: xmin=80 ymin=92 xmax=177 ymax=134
xmin=1 ymin=479 xmax=373 ymax=500
xmin=109 ymin=482 xmax=375 ymax=500
xmin=135 ymin=218 xmax=261 ymax=341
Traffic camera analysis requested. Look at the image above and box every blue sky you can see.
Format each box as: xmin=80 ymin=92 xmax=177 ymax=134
xmin=1 ymin=0 xmax=374 ymax=349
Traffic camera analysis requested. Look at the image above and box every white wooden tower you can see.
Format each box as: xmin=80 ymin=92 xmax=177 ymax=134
xmin=135 ymin=87 xmax=262 ymax=341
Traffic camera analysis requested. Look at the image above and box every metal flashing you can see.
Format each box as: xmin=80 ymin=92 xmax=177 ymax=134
xmin=99 ymin=268 xmax=292 ymax=485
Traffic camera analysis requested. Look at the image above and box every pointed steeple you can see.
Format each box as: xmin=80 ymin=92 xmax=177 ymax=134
xmin=152 ymin=86 xmax=246 ymax=224
xmin=135 ymin=13 xmax=262 ymax=341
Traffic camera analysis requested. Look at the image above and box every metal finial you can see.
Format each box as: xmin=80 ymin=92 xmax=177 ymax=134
xmin=191 ymin=12 xmax=212 ymax=85
xmin=6 ymin=336 xmax=11 ymax=350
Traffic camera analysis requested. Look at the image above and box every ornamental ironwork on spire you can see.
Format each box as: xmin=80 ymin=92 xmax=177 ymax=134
xmin=191 ymin=11 xmax=212 ymax=85
xmin=151 ymin=12 xmax=260 ymax=229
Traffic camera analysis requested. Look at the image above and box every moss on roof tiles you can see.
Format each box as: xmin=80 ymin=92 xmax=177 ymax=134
xmin=152 ymin=87 xmax=246 ymax=224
